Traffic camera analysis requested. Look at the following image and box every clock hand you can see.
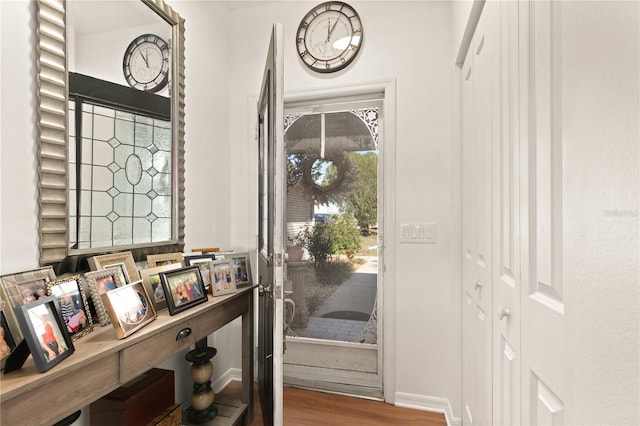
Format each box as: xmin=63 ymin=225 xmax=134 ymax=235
xmin=326 ymin=18 xmax=331 ymax=42
xmin=141 ymin=50 xmax=150 ymax=67
xmin=328 ymin=16 xmax=341 ymax=41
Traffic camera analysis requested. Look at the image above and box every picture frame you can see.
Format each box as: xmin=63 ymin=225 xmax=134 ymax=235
xmin=211 ymin=259 xmax=237 ymax=296
xmin=0 ymin=283 xmax=25 ymax=345
xmin=1 ymin=309 xmax=17 ymax=361
xmin=101 ymin=281 xmax=157 ymax=339
xmin=183 ymin=254 xmax=216 ymax=291
xmin=229 ymin=252 xmax=252 ymax=287
xmin=146 ymin=252 xmax=184 ymax=268
xmin=139 ymin=263 xmax=184 ymax=311
xmin=159 ymin=266 xmax=208 ymax=315
xmin=84 ymin=268 xmax=127 ymax=326
xmin=46 ymin=276 xmax=94 ymax=341
xmin=89 ymin=251 xmax=140 ymax=283
xmin=13 ymin=296 xmax=74 ymax=373
xmin=0 ymin=266 xmax=56 ymax=309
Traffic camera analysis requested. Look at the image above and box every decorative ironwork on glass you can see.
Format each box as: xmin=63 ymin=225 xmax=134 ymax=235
xmin=284 ymin=113 xmax=303 ymax=133
xmin=350 ymin=108 xmax=379 ymax=149
xmin=69 ymin=102 xmax=172 ymax=250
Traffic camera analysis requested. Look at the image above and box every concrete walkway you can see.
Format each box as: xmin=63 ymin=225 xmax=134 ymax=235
xmin=290 ymin=256 xmax=377 ymax=342
xmin=313 ymin=255 xmax=377 ymax=319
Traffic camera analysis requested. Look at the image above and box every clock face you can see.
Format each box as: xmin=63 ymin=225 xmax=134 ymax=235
xmin=123 ymin=34 xmax=170 ymax=92
xmin=296 ymin=1 xmax=363 ymax=73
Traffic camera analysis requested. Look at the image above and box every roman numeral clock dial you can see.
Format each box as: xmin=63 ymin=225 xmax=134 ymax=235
xmin=296 ymin=1 xmax=363 ymax=73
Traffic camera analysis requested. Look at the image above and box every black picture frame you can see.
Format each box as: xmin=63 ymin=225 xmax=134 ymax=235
xmin=183 ymin=254 xmax=216 ymax=292
xmin=160 ymin=266 xmax=208 ymax=316
xmin=13 ymin=296 xmax=74 ymax=373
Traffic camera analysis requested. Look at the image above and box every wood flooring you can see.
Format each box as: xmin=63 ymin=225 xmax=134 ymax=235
xmin=218 ymin=381 xmax=447 ymax=426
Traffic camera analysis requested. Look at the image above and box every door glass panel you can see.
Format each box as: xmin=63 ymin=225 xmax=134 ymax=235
xmin=284 ymin=107 xmax=379 ymax=344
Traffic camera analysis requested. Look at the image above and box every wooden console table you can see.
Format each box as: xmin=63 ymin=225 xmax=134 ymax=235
xmin=0 ymin=286 xmax=254 ymax=426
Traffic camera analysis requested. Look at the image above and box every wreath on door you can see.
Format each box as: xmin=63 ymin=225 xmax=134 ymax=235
xmin=287 ymin=151 xmax=356 ymax=205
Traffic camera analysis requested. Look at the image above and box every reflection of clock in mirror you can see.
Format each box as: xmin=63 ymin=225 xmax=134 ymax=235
xmin=296 ymin=1 xmax=363 ymax=73
xmin=123 ymin=34 xmax=170 ymax=92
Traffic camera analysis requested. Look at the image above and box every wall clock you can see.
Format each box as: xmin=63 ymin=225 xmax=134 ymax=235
xmin=122 ymin=34 xmax=170 ymax=92
xmin=296 ymin=1 xmax=363 ymax=73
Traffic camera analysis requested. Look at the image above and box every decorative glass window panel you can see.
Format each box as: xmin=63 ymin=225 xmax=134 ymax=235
xmin=69 ymin=101 xmax=172 ymax=250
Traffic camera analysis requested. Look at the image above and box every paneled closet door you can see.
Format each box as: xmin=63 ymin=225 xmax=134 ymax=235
xmin=491 ymin=1 xmax=522 ymax=425
xmin=519 ymin=1 xmax=566 ymax=424
xmin=461 ymin=4 xmax=497 ymax=424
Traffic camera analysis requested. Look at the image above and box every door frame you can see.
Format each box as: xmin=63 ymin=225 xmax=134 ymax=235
xmin=283 ymin=79 xmax=397 ymax=404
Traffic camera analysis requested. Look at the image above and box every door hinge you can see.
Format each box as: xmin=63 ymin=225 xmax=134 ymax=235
xmin=275 ymin=253 xmax=283 ymax=267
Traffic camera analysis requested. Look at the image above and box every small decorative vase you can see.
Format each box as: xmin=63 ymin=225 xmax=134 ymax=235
xmin=185 ymin=346 xmax=217 ymax=424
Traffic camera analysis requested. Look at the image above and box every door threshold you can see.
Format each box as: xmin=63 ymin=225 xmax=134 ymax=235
xmin=284 ymin=376 xmax=383 ymax=400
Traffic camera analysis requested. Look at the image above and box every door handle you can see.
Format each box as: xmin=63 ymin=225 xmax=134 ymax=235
xmin=258 ymin=284 xmax=272 ymax=297
xmin=497 ymin=306 xmax=511 ymax=320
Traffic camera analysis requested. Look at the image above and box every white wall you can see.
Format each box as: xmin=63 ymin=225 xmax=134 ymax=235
xmin=226 ymin=0 xmax=460 ymax=416
xmin=561 ymin=1 xmax=639 ymax=423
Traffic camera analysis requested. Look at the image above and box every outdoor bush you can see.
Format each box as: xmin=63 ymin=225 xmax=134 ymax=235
xmin=297 ymin=213 xmax=361 ymax=266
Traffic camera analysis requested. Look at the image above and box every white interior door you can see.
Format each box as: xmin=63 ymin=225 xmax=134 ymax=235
xmin=461 ymin=5 xmax=495 ymax=424
xmin=519 ymin=1 xmax=566 ymax=423
xmin=492 ymin=1 xmax=522 ymax=424
xmin=257 ymin=22 xmax=285 ymax=426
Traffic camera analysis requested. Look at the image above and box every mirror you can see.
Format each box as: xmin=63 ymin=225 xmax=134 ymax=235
xmin=36 ymin=0 xmax=185 ymax=270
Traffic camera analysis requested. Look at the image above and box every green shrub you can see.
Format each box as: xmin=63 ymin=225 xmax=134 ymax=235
xmin=297 ymin=214 xmax=361 ymax=266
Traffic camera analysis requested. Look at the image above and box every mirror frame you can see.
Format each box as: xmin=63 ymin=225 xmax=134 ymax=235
xmin=36 ymin=0 xmax=185 ymax=270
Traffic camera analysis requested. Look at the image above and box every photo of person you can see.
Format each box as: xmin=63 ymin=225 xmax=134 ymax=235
xmin=149 ymin=275 xmax=166 ymax=303
xmin=27 ymin=304 xmax=68 ymax=362
xmin=95 ymin=275 xmax=117 ymax=294
xmin=159 ymin=267 xmax=208 ymax=315
xmin=211 ymin=261 xmax=236 ymax=296
xmin=230 ymin=255 xmax=250 ymax=285
xmin=0 ymin=311 xmax=15 ymax=358
xmin=16 ymin=280 xmax=48 ymax=304
xmin=48 ymin=278 xmax=91 ymax=337
xmin=110 ymin=287 xmax=148 ymax=326
xmin=166 ymin=271 xmax=203 ymax=307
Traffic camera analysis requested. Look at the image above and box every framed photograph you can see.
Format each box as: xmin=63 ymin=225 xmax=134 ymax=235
xmin=89 ymin=251 xmax=140 ymax=283
xmin=159 ymin=266 xmax=208 ymax=315
xmin=183 ymin=254 xmax=216 ymax=291
xmin=1 ymin=266 xmax=56 ymax=309
xmin=211 ymin=259 xmax=237 ymax=296
xmin=101 ymin=282 xmax=157 ymax=339
xmin=13 ymin=296 xmax=74 ymax=373
xmin=229 ymin=253 xmax=252 ymax=287
xmin=46 ymin=276 xmax=94 ymax=341
xmin=146 ymin=252 xmax=184 ymax=268
xmin=84 ymin=268 xmax=126 ymax=326
xmin=1 ymin=309 xmax=17 ymax=360
xmin=139 ymin=263 xmax=183 ymax=311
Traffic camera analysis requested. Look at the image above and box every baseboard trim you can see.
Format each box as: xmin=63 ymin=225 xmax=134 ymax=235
xmin=212 ymin=367 xmax=242 ymax=393
xmin=395 ymin=392 xmax=461 ymax=426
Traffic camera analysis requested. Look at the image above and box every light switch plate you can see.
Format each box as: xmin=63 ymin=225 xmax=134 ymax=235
xmin=400 ymin=223 xmax=436 ymax=244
